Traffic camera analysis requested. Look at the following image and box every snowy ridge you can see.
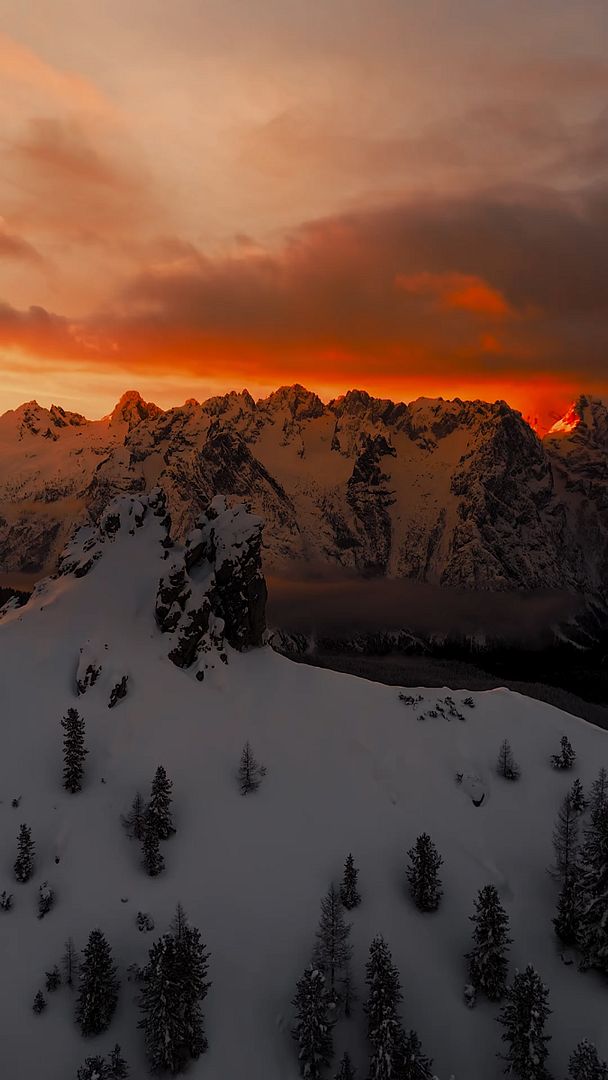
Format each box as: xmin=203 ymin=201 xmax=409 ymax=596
xmin=0 ymin=501 xmax=607 ymax=1077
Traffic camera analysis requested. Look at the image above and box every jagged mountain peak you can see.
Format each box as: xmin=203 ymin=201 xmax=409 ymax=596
xmin=108 ymin=389 xmax=163 ymax=429
xmin=262 ymin=383 xmax=325 ymax=419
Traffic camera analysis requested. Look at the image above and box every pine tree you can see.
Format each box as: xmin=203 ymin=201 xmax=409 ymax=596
xmin=465 ymin=884 xmax=511 ymax=1001
xmin=32 ymin=990 xmax=47 ymax=1014
xmin=551 ymin=735 xmax=576 ymax=770
xmin=335 ymin=1051 xmax=356 ymax=1079
xmin=108 ymin=1044 xmax=129 ymax=1079
xmin=497 ymin=739 xmax=520 ymax=781
xmin=77 ymin=1057 xmax=109 ymax=1080
xmin=340 ymin=854 xmax=361 ymax=910
xmin=589 ymin=768 xmax=608 ymax=823
xmin=171 ymin=906 xmax=211 ymax=1061
xmin=568 ymin=1040 xmax=608 ymax=1080
xmin=121 ymin=792 xmax=147 ymax=841
xmin=63 ymin=937 xmax=80 ymax=987
xmin=292 ymin=966 xmax=334 ymax=1079
xmin=237 ymin=740 xmax=267 ymax=795
xmin=399 ymin=1029 xmax=434 ymax=1079
xmin=76 ymin=928 xmax=120 ymax=1036
xmin=364 ymin=935 xmax=404 ymax=1080
xmin=553 ymin=862 xmax=583 ymax=945
xmin=147 ymin=765 xmax=175 ymax=840
xmin=0 ymin=890 xmax=13 ymax=911
xmin=45 ymin=965 xmax=61 ymax=992
xmin=313 ymin=883 xmax=352 ymax=1001
xmin=552 ymin=794 xmax=579 ymax=879
xmin=139 ymin=934 xmax=185 ymax=1074
xmin=14 ymin=823 xmax=34 ymax=883
xmin=142 ymin=811 xmax=165 ymax=877
xmin=577 ymin=797 xmax=608 ymax=973
xmin=569 ymin=779 xmax=587 ymax=815
xmin=498 ymin=966 xmax=551 ymax=1080
xmin=406 ymin=833 xmax=443 ymax=912
xmin=38 ymin=880 xmax=55 ymax=918
xmin=61 ymin=707 xmax=88 ymax=793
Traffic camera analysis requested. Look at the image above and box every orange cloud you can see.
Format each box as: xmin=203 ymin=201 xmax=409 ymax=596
xmin=396 ymin=271 xmax=513 ymax=317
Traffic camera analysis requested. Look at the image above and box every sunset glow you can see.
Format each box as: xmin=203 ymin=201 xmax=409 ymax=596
xmin=0 ymin=3 xmax=607 ymax=427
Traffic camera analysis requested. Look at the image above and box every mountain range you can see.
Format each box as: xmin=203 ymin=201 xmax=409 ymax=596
xmin=1 ymin=386 xmax=606 ymax=641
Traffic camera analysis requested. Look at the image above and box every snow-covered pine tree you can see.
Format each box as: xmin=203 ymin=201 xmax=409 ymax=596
xmin=171 ymin=905 xmax=211 ymax=1061
xmin=38 ymin=880 xmax=55 ymax=918
xmin=340 ymin=854 xmax=361 ymax=910
xmin=75 ymin=928 xmax=120 ymax=1036
xmin=32 ymin=990 xmax=47 ymax=1014
xmin=292 ymin=966 xmax=334 ymax=1080
xmin=121 ymin=792 xmax=146 ymax=841
xmin=0 ymin=890 xmax=13 ymax=911
xmin=551 ymin=793 xmax=579 ymax=879
xmin=147 ymin=765 xmax=175 ymax=840
xmin=45 ymin=965 xmax=61 ymax=992
xmin=77 ymin=1056 xmax=109 ymax=1080
xmin=569 ymin=779 xmax=587 ymax=815
xmin=313 ymin=883 xmax=352 ymax=1001
xmin=237 ymin=740 xmax=267 ymax=795
xmin=406 ymin=833 xmax=443 ymax=912
xmin=498 ymin=966 xmax=551 ymax=1080
xmin=497 ymin=739 xmax=520 ymax=781
xmin=108 ymin=1044 xmax=129 ymax=1079
xmin=589 ymin=768 xmax=608 ymax=826
xmin=142 ymin=811 xmax=165 ymax=877
xmin=139 ymin=934 xmax=185 ymax=1074
xmin=14 ymin=823 xmax=34 ymax=882
xmin=335 ymin=1050 xmax=356 ymax=1079
xmin=364 ymin=935 xmax=404 ymax=1080
xmin=63 ymin=937 xmax=79 ymax=987
xmin=568 ymin=1039 xmax=608 ymax=1080
xmin=465 ymin=884 xmax=511 ymax=1001
xmin=61 ymin=707 xmax=88 ymax=793
xmin=577 ymin=796 xmax=608 ymax=973
xmin=399 ymin=1029 xmax=434 ymax=1080
xmin=553 ymin=862 xmax=583 ymax=945
xmin=551 ymin=735 xmax=576 ymax=770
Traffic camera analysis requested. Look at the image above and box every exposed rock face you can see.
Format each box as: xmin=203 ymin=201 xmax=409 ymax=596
xmin=1 ymin=386 xmax=607 ymax=634
xmin=108 ymin=676 xmax=128 ymax=708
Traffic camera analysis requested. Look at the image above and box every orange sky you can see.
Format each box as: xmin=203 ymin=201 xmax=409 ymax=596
xmin=0 ymin=3 xmax=607 ymax=428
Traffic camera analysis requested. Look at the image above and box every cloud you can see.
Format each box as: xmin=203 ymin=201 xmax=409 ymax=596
xmin=0 ymin=225 xmax=43 ymax=263
xmin=396 ymin=273 xmax=513 ymax=318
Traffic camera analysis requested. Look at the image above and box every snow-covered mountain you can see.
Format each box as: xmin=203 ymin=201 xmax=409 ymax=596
xmin=0 ymin=493 xmax=607 ymax=1079
xmin=1 ymin=387 xmax=606 ymax=625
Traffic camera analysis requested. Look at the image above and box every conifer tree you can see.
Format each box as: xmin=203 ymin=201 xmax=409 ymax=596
xmin=45 ymin=965 xmax=61 ymax=993
xmin=139 ymin=934 xmax=185 ymax=1074
xmin=77 ymin=1057 xmax=109 ymax=1080
xmin=335 ymin=1051 xmax=356 ymax=1079
xmin=577 ymin=797 xmax=608 ymax=973
xmin=63 ymin=937 xmax=80 ymax=987
xmin=553 ymin=862 xmax=583 ymax=945
xmin=498 ymin=966 xmax=551 ymax=1080
xmin=568 ymin=1040 xmax=608 ymax=1080
xmin=406 ymin=833 xmax=443 ymax=912
xmin=364 ymin=935 xmax=404 ymax=1080
xmin=171 ymin=906 xmax=211 ymax=1061
xmin=147 ymin=765 xmax=175 ymax=840
xmin=14 ymin=823 xmax=34 ymax=882
xmin=121 ymin=792 xmax=146 ymax=841
xmin=551 ymin=735 xmax=576 ymax=770
xmin=38 ymin=880 xmax=55 ymax=919
xmin=569 ymin=779 xmax=587 ymax=815
xmin=108 ymin=1043 xmax=129 ymax=1078
xmin=465 ymin=884 xmax=511 ymax=1001
xmin=552 ymin=794 xmax=579 ymax=879
xmin=292 ymin=966 xmax=334 ymax=1080
xmin=62 ymin=707 xmax=88 ymax=793
xmin=313 ymin=883 xmax=352 ymax=1001
xmin=400 ymin=1029 xmax=434 ymax=1079
xmin=0 ymin=890 xmax=13 ymax=911
xmin=340 ymin=854 xmax=361 ymax=910
xmin=142 ymin=812 xmax=165 ymax=877
xmin=76 ymin=929 xmax=120 ymax=1036
xmin=32 ymin=990 xmax=47 ymax=1014
xmin=497 ymin=739 xmax=520 ymax=781
xmin=237 ymin=740 xmax=267 ymax=795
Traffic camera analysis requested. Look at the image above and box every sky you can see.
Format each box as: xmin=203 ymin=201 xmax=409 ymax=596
xmin=0 ymin=1 xmax=607 ymax=429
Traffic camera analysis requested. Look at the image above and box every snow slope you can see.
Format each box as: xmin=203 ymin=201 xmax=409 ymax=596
xmin=0 ymin=500 xmax=607 ymax=1079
